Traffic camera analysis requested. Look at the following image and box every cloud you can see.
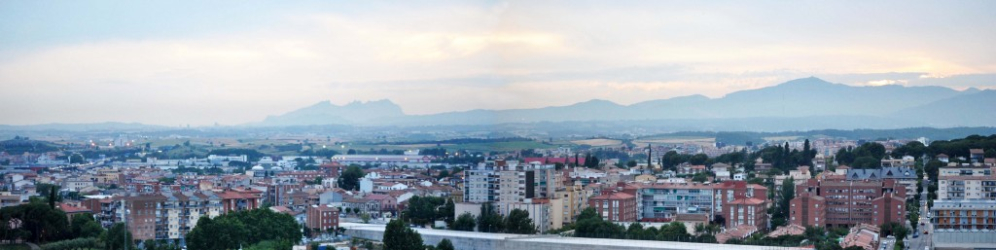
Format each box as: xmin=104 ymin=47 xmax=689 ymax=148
xmin=0 ymin=1 xmax=994 ymax=125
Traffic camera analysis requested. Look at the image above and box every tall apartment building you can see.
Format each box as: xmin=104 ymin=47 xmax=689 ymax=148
xmin=495 ymin=161 xmax=560 ymax=210
xmin=932 ymin=159 xmax=996 ymax=249
xmin=558 ymin=184 xmax=590 ymax=224
xmin=463 ymin=161 xmax=500 ymax=203
xmin=115 ymin=191 xmax=225 ymax=241
xmin=158 ymin=192 xmax=223 ymax=240
xmin=792 ymin=178 xmax=906 ymax=228
xmin=461 ymin=160 xmax=565 ymax=232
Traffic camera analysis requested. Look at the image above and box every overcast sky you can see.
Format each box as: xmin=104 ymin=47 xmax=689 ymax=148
xmin=1 ymin=1 xmax=994 ymax=126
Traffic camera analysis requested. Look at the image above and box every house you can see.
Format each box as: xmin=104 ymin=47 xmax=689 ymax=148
xmin=970 ymin=149 xmax=985 ymax=163
xmin=767 ymin=223 xmax=806 ymax=238
xmin=588 ymin=191 xmax=637 ymax=222
xmin=937 ymin=154 xmax=950 ymax=163
xmin=840 ymin=224 xmax=879 ymax=250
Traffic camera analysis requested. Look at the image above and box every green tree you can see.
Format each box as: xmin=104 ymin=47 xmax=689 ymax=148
xmin=69 ymin=153 xmax=85 ymax=164
xmin=0 ymin=201 xmax=69 ymax=243
xmin=383 ymin=219 xmax=423 ymax=250
xmin=441 ymin=198 xmax=455 ymax=227
xmin=186 ymin=216 xmax=247 ymax=250
xmin=337 ymin=165 xmax=365 ymax=191
xmin=244 ymin=240 xmax=293 ymax=250
xmin=452 ymin=213 xmax=476 ymax=231
xmin=772 ymin=177 xmax=795 ymax=227
xmin=689 ymin=154 xmax=709 ymax=165
xmin=476 ymin=203 xmax=505 ymax=233
xmin=503 ymin=209 xmax=536 ymax=234
xmin=103 ymin=223 xmax=134 ymax=250
xmin=691 ymin=172 xmax=709 ymax=183
xmin=71 ymin=213 xmax=104 ymax=238
xmin=361 ymin=213 xmax=371 ymax=223
xmin=404 ymin=196 xmax=446 ymax=226
xmin=435 ymin=239 xmax=454 ymax=250
xmin=851 ymin=156 xmax=880 ymax=169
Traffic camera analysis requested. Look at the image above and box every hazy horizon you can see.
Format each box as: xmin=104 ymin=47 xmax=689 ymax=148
xmin=2 ymin=1 xmax=995 ymax=126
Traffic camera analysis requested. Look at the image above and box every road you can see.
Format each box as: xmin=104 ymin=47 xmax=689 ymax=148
xmin=906 ymin=180 xmax=932 ymax=250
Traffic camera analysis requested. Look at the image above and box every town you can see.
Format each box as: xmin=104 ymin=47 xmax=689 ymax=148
xmin=1 ymin=133 xmax=994 ymax=250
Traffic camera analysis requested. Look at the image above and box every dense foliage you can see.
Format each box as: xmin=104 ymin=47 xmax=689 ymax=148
xmin=403 ymin=196 xmax=449 ymax=226
xmin=337 ymin=165 xmax=365 ymax=191
xmin=572 ymin=208 xmax=714 ymax=243
xmin=476 ymin=203 xmax=505 ymax=233
xmin=503 ymin=209 xmax=536 ymax=234
xmin=185 ymin=208 xmax=301 ymax=250
xmin=383 ymin=219 xmax=423 ymax=250
xmin=0 ymin=201 xmax=70 ymax=243
xmin=452 ymin=213 xmax=476 ymax=231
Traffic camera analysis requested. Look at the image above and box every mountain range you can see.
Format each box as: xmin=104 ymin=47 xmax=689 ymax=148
xmin=257 ymin=77 xmax=995 ymax=129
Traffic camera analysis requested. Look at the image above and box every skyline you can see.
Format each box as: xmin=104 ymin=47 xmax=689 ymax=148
xmin=2 ymin=1 xmax=995 ymax=126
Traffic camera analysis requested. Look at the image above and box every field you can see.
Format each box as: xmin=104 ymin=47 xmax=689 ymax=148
xmin=571 ymin=139 xmax=622 ymax=147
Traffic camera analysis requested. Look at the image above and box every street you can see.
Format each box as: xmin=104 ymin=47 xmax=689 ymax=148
xmin=906 ymin=181 xmax=932 ymax=250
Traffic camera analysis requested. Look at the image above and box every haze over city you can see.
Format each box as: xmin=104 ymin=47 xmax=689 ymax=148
xmin=2 ymin=1 xmax=996 ymax=126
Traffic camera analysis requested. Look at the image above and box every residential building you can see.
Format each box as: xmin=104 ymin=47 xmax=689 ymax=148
xmin=789 ymin=192 xmax=826 ymax=227
xmin=589 ymin=191 xmax=638 ymax=222
xmin=792 ymin=179 xmax=906 ymax=228
xmin=306 ymin=204 xmax=340 ymax=235
xmin=726 ymin=197 xmax=766 ymax=231
xmin=931 ymin=157 xmax=996 ymax=249
xmin=839 ymin=224 xmax=879 ymax=250
xmin=463 ymin=162 xmax=499 ymax=203
xmin=845 ymin=167 xmax=917 ymax=199
xmin=638 ymin=183 xmax=716 ymax=221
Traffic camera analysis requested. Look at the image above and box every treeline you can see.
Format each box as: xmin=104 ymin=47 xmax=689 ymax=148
xmin=185 ymin=208 xmax=302 ymax=250
xmin=834 ymin=142 xmax=886 ymax=169
xmin=450 ymin=203 xmax=537 ymax=234
xmin=928 ymin=134 xmax=996 ymax=159
xmin=0 ymin=202 xmax=107 ymax=247
xmin=0 ymin=137 xmax=59 ymax=154
xmin=571 ymin=208 xmax=716 ymax=243
xmin=642 ymin=127 xmax=996 ymax=146
xmin=403 ymin=196 xmax=455 ymax=227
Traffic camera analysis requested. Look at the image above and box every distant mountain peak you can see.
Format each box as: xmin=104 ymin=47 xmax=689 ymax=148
xmin=255 ymin=77 xmax=988 ymax=128
xmin=779 ymin=77 xmax=834 ymax=87
xmin=576 ymin=99 xmax=617 ymax=105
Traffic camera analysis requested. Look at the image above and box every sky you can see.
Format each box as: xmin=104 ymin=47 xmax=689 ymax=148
xmin=1 ymin=1 xmax=995 ymax=126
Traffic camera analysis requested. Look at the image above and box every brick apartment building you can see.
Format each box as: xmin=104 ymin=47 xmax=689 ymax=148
xmin=306 ymin=204 xmax=340 ymax=235
xmin=790 ymin=192 xmax=826 ymax=227
xmin=792 ymin=178 xmax=906 ymax=228
xmin=589 ymin=190 xmax=638 ymax=222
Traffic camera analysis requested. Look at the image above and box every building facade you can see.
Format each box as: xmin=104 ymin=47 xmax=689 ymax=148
xmin=306 ymin=204 xmax=340 ymax=235
xmin=792 ymin=179 xmax=906 ymax=228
